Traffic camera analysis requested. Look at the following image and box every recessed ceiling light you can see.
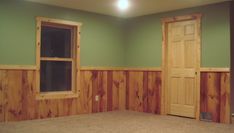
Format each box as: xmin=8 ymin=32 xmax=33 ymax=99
xmin=117 ymin=0 xmax=129 ymax=11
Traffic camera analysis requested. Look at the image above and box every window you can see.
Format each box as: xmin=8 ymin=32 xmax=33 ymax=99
xmin=36 ymin=17 xmax=82 ymax=99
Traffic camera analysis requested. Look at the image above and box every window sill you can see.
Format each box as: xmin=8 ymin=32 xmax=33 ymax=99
xmin=36 ymin=91 xmax=79 ymax=100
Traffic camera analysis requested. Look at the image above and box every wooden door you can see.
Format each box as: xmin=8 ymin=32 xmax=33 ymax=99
xmin=166 ymin=18 xmax=200 ymax=118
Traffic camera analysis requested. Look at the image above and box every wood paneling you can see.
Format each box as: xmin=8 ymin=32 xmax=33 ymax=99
xmin=0 ymin=70 xmax=6 ymax=122
xmin=92 ymin=71 xmax=108 ymax=113
xmin=220 ymin=73 xmax=231 ymax=123
xmin=0 ymin=70 xmax=133 ymax=122
xmin=7 ymin=71 xmax=24 ymax=121
xmin=0 ymin=69 xmax=230 ymax=124
xmin=200 ymin=72 xmax=231 ymax=123
xmin=147 ymin=72 xmax=161 ymax=114
xmin=126 ymin=71 xmax=161 ymax=114
xmin=128 ymin=72 xmax=144 ymax=111
xmin=111 ymin=71 xmax=126 ymax=110
xmin=78 ymin=71 xmax=93 ymax=114
xmin=21 ymin=71 xmax=38 ymax=120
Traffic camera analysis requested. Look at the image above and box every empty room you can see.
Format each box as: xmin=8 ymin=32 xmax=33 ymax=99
xmin=0 ymin=0 xmax=234 ymax=133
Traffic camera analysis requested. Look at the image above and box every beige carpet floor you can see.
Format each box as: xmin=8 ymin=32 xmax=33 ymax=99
xmin=0 ymin=111 xmax=233 ymax=133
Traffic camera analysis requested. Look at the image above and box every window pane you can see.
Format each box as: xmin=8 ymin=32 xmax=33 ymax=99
xmin=40 ymin=61 xmax=72 ymax=92
xmin=41 ymin=26 xmax=72 ymax=58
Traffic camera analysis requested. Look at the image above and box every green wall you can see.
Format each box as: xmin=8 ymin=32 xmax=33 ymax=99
xmin=125 ymin=2 xmax=230 ymax=67
xmin=0 ymin=1 xmax=231 ymax=67
xmin=230 ymin=1 xmax=234 ymax=114
xmin=0 ymin=0 xmax=125 ymax=66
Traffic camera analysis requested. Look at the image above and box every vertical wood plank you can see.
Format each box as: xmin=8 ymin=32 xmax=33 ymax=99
xmin=220 ymin=73 xmax=231 ymax=123
xmin=21 ymin=71 xmax=37 ymax=120
xmin=92 ymin=71 xmax=107 ymax=113
xmin=115 ymin=71 xmax=126 ymax=110
xmin=6 ymin=71 xmax=23 ymax=121
xmin=147 ymin=72 xmax=161 ymax=114
xmin=38 ymin=100 xmax=47 ymax=119
xmin=126 ymin=71 xmax=129 ymax=110
xmin=78 ymin=71 xmax=92 ymax=114
xmin=200 ymin=73 xmax=221 ymax=122
xmin=111 ymin=71 xmax=127 ymax=110
xmin=67 ymin=98 xmax=78 ymax=115
xmin=99 ymin=71 xmax=108 ymax=112
xmin=0 ymin=70 xmax=6 ymax=122
xmin=92 ymin=71 xmax=98 ymax=113
xmin=143 ymin=72 xmax=148 ymax=112
xmin=112 ymin=71 xmax=120 ymax=110
xmin=68 ymin=98 xmax=78 ymax=115
xmin=155 ymin=72 xmax=162 ymax=114
xmin=38 ymin=99 xmax=59 ymax=119
xmin=207 ymin=73 xmax=221 ymax=122
xmin=200 ymin=73 xmax=208 ymax=114
xmin=58 ymin=99 xmax=67 ymax=117
xmin=107 ymin=71 xmax=113 ymax=111
xmin=58 ymin=99 xmax=77 ymax=116
xmin=128 ymin=71 xmax=144 ymax=112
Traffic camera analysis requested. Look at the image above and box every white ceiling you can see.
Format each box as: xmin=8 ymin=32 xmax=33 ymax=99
xmin=26 ymin=0 xmax=230 ymax=18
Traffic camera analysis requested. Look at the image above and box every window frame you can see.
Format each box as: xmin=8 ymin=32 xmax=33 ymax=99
xmin=35 ymin=17 xmax=82 ymax=100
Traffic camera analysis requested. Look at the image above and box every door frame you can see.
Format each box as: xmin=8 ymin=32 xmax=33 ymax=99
xmin=161 ymin=14 xmax=202 ymax=120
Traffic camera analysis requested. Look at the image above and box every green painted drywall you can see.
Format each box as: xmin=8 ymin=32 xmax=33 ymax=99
xmin=230 ymin=1 xmax=234 ymax=114
xmin=0 ymin=1 xmax=231 ymax=67
xmin=0 ymin=0 xmax=125 ymax=66
xmin=125 ymin=2 xmax=230 ymax=67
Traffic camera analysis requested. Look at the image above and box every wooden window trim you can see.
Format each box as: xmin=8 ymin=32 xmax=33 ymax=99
xmin=35 ymin=17 xmax=82 ymax=100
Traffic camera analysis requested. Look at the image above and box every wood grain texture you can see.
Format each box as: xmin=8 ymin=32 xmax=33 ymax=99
xmin=38 ymin=99 xmax=60 ymax=119
xmin=0 ymin=70 xmax=6 ymax=122
xmin=21 ymin=71 xmax=37 ymax=120
xmin=0 ymin=70 xmax=230 ymax=124
xmin=107 ymin=72 xmax=113 ymax=111
xmin=0 ymin=70 xmax=112 ymax=121
xmin=92 ymin=71 xmax=108 ymax=113
xmin=126 ymin=71 xmax=162 ymax=114
xmin=128 ymin=72 xmax=144 ymax=112
xmin=147 ymin=72 xmax=161 ymax=114
xmin=220 ymin=73 xmax=231 ymax=123
xmin=143 ymin=72 xmax=148 ymax=112
xmin=7 ymin=71 xmax=23 ymax=121
xmin=114 ymin=71 xmax=126 ymax=110
xmin=126 ymin=72 xmax=130 ymax=110
xmin=78 ymin=71 xmax=93 ymax=114
xmin=112 ymin=71 xmax=126 ymax=110
xmin=200 ymin=72 xmax=231 ymax=123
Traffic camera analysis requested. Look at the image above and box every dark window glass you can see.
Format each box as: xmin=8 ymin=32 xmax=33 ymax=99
xmin=40 ymin=61 xmax=72 ymax=92
xmin=41 ymin=26 xmax=71 ymax=58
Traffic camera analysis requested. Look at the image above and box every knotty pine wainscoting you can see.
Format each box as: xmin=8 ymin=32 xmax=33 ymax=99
xmin=200 ymin=68 xmax=231 ymax=123
xmin=0 ymin=66 xmax=231 ymax=123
